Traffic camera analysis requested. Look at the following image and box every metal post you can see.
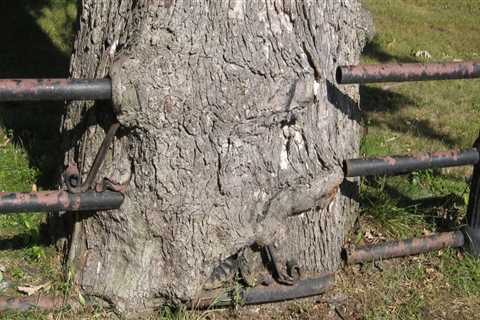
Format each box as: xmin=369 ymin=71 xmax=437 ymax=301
xmin=336 ymin=61 xmax=480 ymax=84
xmin=0 ymin=79 xmax=111 ymax=101
xmin=344 ymin=148 xmax=479 ymax=177
xmin=0 ymin=190 xmax=123 ymax=213
xmin=463 ymin=139 xmax=480 ymax=256
xmin=344 ymin=231 xmax=465 ymax=264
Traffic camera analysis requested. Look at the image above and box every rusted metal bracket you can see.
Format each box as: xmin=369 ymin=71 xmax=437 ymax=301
xmin=65 ymin=122 xmax=121 ymax=193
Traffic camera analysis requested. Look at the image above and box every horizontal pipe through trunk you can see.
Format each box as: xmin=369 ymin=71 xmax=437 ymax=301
xmin=345 ymin=148 xmax=479 ymax=177
xmin=0 ymin=79 xmax=111 ymax=101
xmin=0 ymin=190 xmax=124 ymax=213
xmin=336 ymin=61 xmax=480 ymax=84
xmin=345 ymin=231 xmax=465 ymax=264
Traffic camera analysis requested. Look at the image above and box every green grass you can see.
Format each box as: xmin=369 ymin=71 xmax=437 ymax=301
xmin=0 ymin=1 xmax=75 ymax=319
xmin=350 ymin=0 xmax=480 ymax=318
xmin=1 ymin=0 xmax=480 ymax=319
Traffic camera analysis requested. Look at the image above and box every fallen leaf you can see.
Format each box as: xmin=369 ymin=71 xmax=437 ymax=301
xmin=18 ymin=282 xmax=51 ymax=296
xmin=78 ymin=292 xmax=86 ymax=306
xmin=422 ymin=228 xmax=433 ymax=236
xmin=364 ymin=230 xmax=374 ymax=240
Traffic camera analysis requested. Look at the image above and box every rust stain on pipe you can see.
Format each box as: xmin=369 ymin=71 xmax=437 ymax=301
xmin=345 ymin=231 xmax=465 ymax=264
xmin=336 ymin=61 xmax=480 ymax=84
xmin=345 ymin=148 xmax=479 ymax=177
xmin=189 ymin=273 xmax=335 ymax=309
xmin=0 ymin=79 xmax=111 ymax=101
xmin=0 ymin=296 xmax=73 ymax=312
xmin=0 ymin=190 xmax=124 ymax=213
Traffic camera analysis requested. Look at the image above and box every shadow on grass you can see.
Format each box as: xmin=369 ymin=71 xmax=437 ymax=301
xmin=360 ymin=86 xmax=461 ymax=148
xmin=362 ymin=176 xmax=465 ymax=233
xmin=360 ymin=86 xmax=415 ymax=113
xmin=0 ymin=0 xmax=75 ymax=189
xmin=0 ymin=231 xmax=44 ymax=251
xmin=362 ymin=40 xmax=419 ymax=63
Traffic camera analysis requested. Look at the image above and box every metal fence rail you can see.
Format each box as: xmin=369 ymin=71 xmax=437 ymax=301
xmin=345 ymin=148 xmax=479 ymax=177
xmin=338 ymin=60 xmax=480 ymax=264
xmin=0 ymin=79 xmax=111 ymax=101
xmin=336 ymin=60 xmax=480 ymax=84
xmin=0 ymin=190 xmax=124 ymax=213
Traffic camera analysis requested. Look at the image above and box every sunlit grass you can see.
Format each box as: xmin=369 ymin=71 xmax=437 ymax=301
xmin=354 ymin=0 xmax=480 ymax=318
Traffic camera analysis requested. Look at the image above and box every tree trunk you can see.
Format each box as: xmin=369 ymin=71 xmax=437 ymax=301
xmin=59 ymin=0 xmax=372 ymax=315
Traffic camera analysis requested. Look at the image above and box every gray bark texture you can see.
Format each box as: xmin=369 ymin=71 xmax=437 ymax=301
xmin=59 ymin=0 xmax=372 ymax=315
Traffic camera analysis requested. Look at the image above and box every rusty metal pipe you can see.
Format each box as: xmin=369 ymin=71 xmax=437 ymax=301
xmin=336 ymin=61 xmax=480 ymax=84
xmin=0 ymin=296 xmax=73 ymax=312
xmin=0 ymin=190 xmax=123 ymax=213
xmin=345 ymin=231 xmax=465 ymax=264
xmin=189 ymin=273 xmax=335 ymax=309
xmin=0 ymin=79 xmax=111 ymax=101
xmin=0 ymin=275 xmax=334 ymax=312
xmin=345 ymin=148 xmax=479 ymax=177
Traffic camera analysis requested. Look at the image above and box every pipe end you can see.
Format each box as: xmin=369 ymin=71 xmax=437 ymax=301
xmin=335 ymin=67 xmax=343 ymax=84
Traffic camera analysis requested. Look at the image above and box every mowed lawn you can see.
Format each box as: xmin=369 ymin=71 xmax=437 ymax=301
xmin=339 ymin=1 xmax=480 ymax=319
xmin=0 ymin=0 xmax=480 ymax=319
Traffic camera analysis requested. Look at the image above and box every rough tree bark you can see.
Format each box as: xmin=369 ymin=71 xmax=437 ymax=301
xmin=57 ymin=0 xmax=372 ymax=315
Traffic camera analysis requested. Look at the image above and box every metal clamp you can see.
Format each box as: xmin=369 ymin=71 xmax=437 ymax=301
xmin=64 ymin=122 xmax=120 ymax=193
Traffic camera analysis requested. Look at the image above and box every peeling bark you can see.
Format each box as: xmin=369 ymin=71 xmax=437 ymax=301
xmin=56 ymin=0 xmax=371 ymax=315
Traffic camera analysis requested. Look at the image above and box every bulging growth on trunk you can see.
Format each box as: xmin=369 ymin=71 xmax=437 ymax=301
xmin=57 ymin=0 xmax=372 ymax=315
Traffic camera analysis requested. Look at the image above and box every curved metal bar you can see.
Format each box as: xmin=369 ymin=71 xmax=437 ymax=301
xmin=65 ymin=122 xmax=121 ymax=193
xmin=0 ymin=79 xmax=111 ymax=101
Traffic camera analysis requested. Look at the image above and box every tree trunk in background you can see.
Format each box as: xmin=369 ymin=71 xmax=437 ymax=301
xmin=58 ymin=0 xmax=372 ymax=315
